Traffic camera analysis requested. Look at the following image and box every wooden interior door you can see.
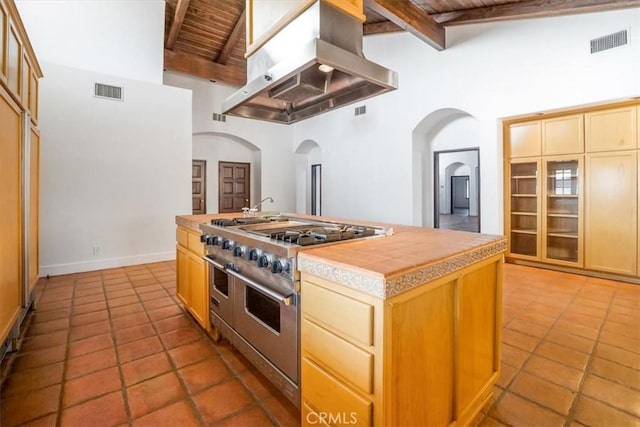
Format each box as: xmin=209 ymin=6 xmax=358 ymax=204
xmin=192 ymin=160 xmax=206 ymax=214
xmin=218 ymin=161 xmax=250 ymax=213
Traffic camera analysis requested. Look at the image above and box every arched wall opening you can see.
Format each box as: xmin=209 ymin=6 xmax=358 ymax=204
xmin=192 ymin=132 xmax=262 ymax=213
xmin=294 ymin=139 xmax=321 ymax=214
xmin=412 ymin=109 xmax=481 ymax=228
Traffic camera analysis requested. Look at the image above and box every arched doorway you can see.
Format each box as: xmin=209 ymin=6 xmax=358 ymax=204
xmin=192 ymin=132 xmax=262 ymax=213
xmin=294 ymin=140 xmax=321 ymax=215
xmin=412 ymin=109 xmax=481 ymax=231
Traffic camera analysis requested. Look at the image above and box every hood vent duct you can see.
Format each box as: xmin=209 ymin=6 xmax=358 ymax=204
xmin=221 ymin=0 xmax=397 ymax=124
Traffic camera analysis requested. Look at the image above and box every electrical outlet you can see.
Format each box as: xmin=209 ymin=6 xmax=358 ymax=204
xmin=92 ymin=245 xmax=101 ymax=256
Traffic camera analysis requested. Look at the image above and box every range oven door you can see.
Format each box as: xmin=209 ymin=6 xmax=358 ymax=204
xmin=228 ymin=269 xmax=299 ymax=384
xmin=204 ymin=256 xmax=234 ymax=325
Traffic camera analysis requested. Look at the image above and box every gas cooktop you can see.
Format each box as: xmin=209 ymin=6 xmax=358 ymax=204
xmin=208 ymin=215 xmax=386 ymax=247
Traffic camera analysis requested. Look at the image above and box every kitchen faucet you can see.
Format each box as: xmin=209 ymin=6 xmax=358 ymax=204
xmin=251 ymin=197 xmax=274 ymax=210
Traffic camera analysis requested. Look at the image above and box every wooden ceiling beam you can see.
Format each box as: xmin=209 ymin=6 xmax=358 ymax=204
xmin=164 ymin=49 xmax=246 ymax=86
xmin=363 ymin=20 xmax=403 ymax=36
xmin=434 ymin=0 xmax=640 ymax=25
xmin=166 ymin=0 xmax=191 ymax=49
xmin=216 ymin=8 xmax=245 ymax=64
xmin=365 ymin=0 xmax=445 ymax=50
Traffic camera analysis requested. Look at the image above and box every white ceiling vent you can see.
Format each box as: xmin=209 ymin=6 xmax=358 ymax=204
xmin=213 ymin=113 xmax=227 ymax=122
xmin=94 ymin=83 xmax=123 ymax=101
xmin=590 ymin=30 xmax=628 ymax=54
xmin=355 ymin=105 xmax=366 ymax=116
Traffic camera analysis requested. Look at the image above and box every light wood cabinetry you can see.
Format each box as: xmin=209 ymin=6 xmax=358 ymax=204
xmin=176 ymin=226 xmax=209 ymax=329
xmin=585 ymin=106 xmax=637 ymax=152
xmin=507 ymin=160 xmax=541 ymax=259
xmin=0 ymin=0 xmax=41 ymax=355
xmin=0 ymin=85 xmax=22 ymax=346
xmin=301 ymin=254 xmax=503 ymax=426
xmin=542 ymin=114 xmax=584 ymax=155
xmin=585 ymin=151 xmax=637 ymax=276
xmin=504 ymin=101 xmax=640 ymax=280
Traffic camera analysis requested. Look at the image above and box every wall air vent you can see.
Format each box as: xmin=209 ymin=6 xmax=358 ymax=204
xmin=354 ymin=105 xmax=366 ymax=116
xmin=94 ymin=83 xmax=123 ymax=101
xmin=213 ymin=113 xmax=227 ymax=122
xmin=590 ymin=30 xmax=628 ymax=54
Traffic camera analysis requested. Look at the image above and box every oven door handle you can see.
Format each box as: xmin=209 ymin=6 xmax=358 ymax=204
xmin=225 ymin=268 xmax=294 ymax=306
xmin=203 ymin=255 xmax=226 ymax=271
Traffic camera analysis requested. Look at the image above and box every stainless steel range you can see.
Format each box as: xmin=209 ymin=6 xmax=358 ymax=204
xmin=199 ymin=214 xmax=391 ymax=408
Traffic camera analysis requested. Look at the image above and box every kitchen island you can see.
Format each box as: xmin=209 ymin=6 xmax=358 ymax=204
xmin=175 ymin=213 xmax=506 ymax=427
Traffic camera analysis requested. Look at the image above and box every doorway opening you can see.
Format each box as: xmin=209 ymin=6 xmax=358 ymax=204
xmin=218 ymin=161 xmax=250 ymax=213
xmin=434 ymin=148 xmax=480 ymax=232
xmin=311 ymin=164 xmax=322 ymax=215
xmin=192 ymin=160 xmax=206 ymax=214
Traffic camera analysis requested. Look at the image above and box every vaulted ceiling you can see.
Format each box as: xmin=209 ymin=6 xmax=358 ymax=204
xmin=163 ymin=0 xmax=640 ymax=86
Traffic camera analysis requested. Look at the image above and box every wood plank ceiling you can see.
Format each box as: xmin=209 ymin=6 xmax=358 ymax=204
xmin=163 ymin=0 xmax=640 ymax=86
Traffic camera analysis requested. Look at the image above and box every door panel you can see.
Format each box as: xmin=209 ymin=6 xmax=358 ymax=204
xmin=218 ymin=161 xmax=250 ymax=213
xmin=192 ymin=160 xmax=206 ymax=214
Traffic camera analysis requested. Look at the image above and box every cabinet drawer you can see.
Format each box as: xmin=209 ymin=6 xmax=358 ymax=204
xmin=303 ymin=281 xmax=373 ymax=346
xmin=187 ymin=231 xmax=205 ymax=256
xmin=176 ymin=227 xmax=189 ymax=248
xmin=302 ymin=358 xmax=372 ymax=426
xmin=303 ymin=319 xmax=373 ymax=394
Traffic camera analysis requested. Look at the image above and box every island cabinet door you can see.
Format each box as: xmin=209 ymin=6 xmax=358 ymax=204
xmin=176 ymin=244 xmax=190 ymax=306
xmin=383 ymin=254 xmax=502 ymax=427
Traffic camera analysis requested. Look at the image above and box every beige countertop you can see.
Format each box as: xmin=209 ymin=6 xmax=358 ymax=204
xmin=176 ymin=213 xmax=507 ymax=299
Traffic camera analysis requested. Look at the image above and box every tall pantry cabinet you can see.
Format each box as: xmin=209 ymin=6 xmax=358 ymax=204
xmin=504 ymin=100 xmax=639 ymax=280
xmin=0 ymin=0 xmax=42 ymax=358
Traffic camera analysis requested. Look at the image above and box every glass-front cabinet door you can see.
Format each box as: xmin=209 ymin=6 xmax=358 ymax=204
xmin=543 ymin=157 xmax=583 ymax=266
xmin=509 ymin=160 xmax=540 ymax=259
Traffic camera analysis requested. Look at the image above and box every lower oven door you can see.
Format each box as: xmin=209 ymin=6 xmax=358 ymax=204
xmin=229 ymin=270 xmax=298 ymax=384
xmin=204 ymin=256 xmax=234 ymax=325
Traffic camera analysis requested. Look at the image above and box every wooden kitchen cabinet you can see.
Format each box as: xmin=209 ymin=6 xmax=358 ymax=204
xmin=585 ymin=150 xmax=637 ymax=276
xmin=504 ymin=100 xmax=640 ymax=281
xmin=301 ymin=253 xmax=502 ymax=427
xmin=0 ymin=0 xmax=42 ymax=358
xmin=0 ymin=84 xmax=23 ymax=347
xmin=506 ymin=159 xmax=541 ymax=260
xmin=585 ymin=106 xmax=637 ymax=152
xmin=507 ymin=121 xmax=541 ymax=158
xmin=176 ymin=226 xmax=209 ymax=330
xmin=542 ymin=114 xmax=584 ymax=155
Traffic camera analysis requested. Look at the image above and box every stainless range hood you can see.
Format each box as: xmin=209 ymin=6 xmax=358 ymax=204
xmin=221 ymin=0 xmax=398 ymax=124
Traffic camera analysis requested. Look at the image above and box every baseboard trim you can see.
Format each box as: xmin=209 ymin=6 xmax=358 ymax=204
xmin=39 ymin=251 xmax=176 ymax=277
xmin=507 ymin=259 xmax=640 ymax=285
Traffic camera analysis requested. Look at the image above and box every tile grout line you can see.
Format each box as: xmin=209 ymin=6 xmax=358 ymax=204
xmin=487 ymin=274 xmax=588 ymax=423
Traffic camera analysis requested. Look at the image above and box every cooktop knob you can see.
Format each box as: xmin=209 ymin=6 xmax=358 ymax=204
xmin=258 ymin=254 xmax=273 ymax=268
xmin=233 ymin=245 xmax=246 ymax=257
xmin=271 ymin=259 xmax=288 ymax=274
xmin=248 ymin=248 xmax=263 ymax=261
xmin=212 ymin=236 xmax=223 ymax=246
xmin=200 ymin=234 xmax=211 ymax=243
xmin=222 ymin=239 xmax=235 ymax=250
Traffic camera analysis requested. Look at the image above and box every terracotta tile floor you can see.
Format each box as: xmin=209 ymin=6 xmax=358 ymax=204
xmin=1 ymin=261 xmax=639 ymax=426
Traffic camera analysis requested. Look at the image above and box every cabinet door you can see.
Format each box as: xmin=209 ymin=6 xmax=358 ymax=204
xmin=0 ymin=88 xmax=22 ymax=344
xmin=542 ymin=115 xmax=584 ymax=155
xmin=176 ymin=244 xmax=190 ymax=306
xmin=585 ymin=106 xmax=638 ymax=152
xmin=0 ymin=2 xmax=6 ymax=80
xmin=187 ymin=252 xmax=208 ymax=329
xmin=585 ymin=151 xmax=637 ymax=275
xmin=7 ymin=24 xmax=20 ymax=97
xmin=508 ymin=121 xmax=541 ymax=158
xmin=28 ymin=128 xmax=40 ymax=291
xmin=542 ymin=157 xmax=583 ymax=267
xmin=507 ymin=160 xmax=541 ymax=259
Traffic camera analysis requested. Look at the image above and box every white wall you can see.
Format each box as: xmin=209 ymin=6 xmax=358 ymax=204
xmin=16 ymin=0 xmax=165 ymax=84
xmin=163 ymin=72 xmax=296 ymax=213
xmin=292 ymin=8 xmax=640 ymax=234
xmin=17 ymin=0 xmax=192 ymax=275
xmin=37 ymin=63 xmax=192 ymax=275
